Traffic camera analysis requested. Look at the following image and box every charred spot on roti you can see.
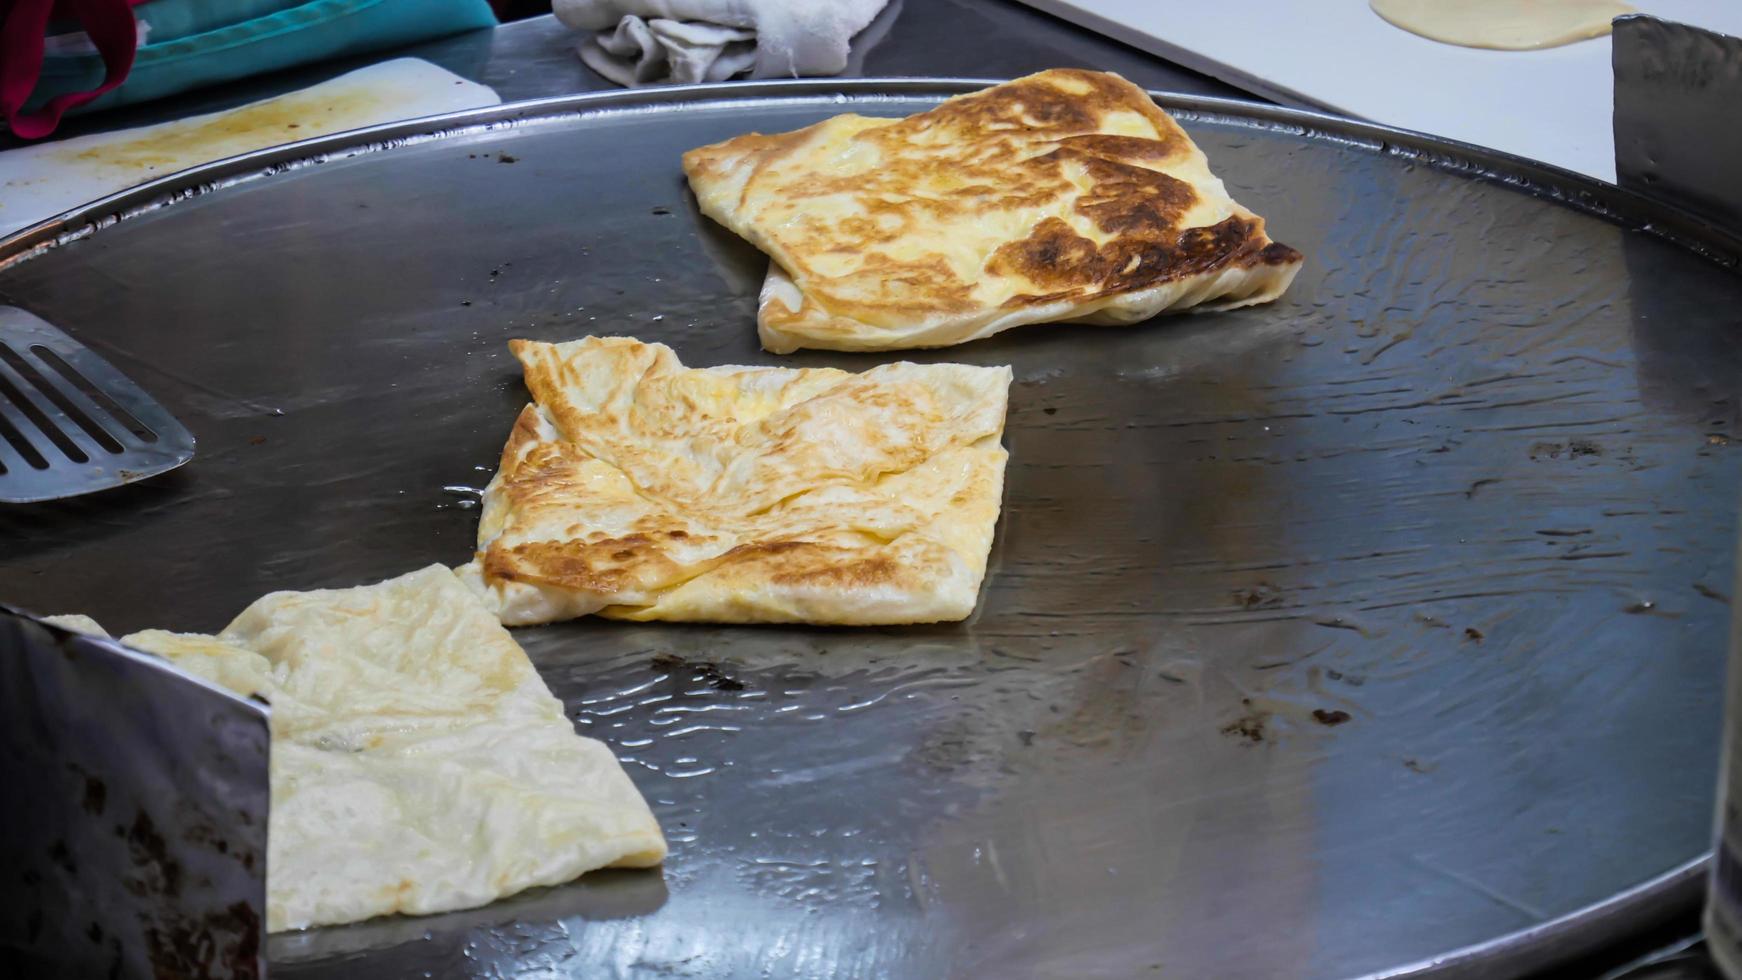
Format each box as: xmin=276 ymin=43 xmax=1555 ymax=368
xmin=683 ymin=68 xmax=1303 ymax=352
xmin=460 ymin=336 xmax=1010 ymax=626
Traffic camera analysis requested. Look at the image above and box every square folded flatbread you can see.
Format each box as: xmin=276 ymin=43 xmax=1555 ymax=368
xmin=683 ymin=68 xmax=1303 ymax=353
xmin=71 ymin=564 xmax=667 ymax=932
xmin=457 ymin=336 xmax=1011 ymax=626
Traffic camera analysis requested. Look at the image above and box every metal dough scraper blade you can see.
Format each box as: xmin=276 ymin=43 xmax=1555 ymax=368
xmin=0 ymin=305 xmax=194 ymax=502
xmin=0 ymin=609 xmax=270 ymax=977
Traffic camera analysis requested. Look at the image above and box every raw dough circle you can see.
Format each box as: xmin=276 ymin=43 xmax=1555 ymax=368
xmin=1370 ymin=0 xmax=1637 ymax=50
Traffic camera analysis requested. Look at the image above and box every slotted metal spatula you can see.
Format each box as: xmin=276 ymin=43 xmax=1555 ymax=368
xmin=0 ymin=306 xmax=194 ymax=503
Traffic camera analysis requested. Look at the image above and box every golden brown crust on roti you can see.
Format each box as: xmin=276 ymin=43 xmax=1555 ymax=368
xmin=459 ymin=336 xmax=1011 ymax=626
xmin=682 ymin=69 xmax=1304 ymax=353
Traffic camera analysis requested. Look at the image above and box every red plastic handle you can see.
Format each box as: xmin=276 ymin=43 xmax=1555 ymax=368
xmin=1 ymin=0 xmax=140 ymax=139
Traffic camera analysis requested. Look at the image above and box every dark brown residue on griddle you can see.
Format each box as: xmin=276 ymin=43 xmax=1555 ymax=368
xmin=1312 ymin=617 xmax=1362 ymax=633
xmin=1221 ymin=698 xmax=1268 ymax=744
xmin=1311 ymin=708 xmax=1351 ymax=727
xmin=1530 ymin=440 xmax=1602 ymax=461
xmin=652 ymin=652 xmax=746 ymax=691
xmin=1696 ymin=582 xmax=1732 ymax=605
xmin=1465 ymin=477 xmax=1499 ymax=499
xmin=74 ymin=768 xmax=106 ymax=815
xmin=1232 ymin=581 xmax=1283 ymax=609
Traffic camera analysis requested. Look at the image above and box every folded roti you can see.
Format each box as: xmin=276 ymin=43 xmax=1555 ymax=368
xmin=457 ymin=336 xmax=1010 ymax=626
xmin=683 ymin=68 xmax=1303 ymax=353
xmin=84 ymin=564 xmax=665 ymax=932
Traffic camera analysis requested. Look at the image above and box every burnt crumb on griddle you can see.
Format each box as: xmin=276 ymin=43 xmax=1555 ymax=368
xmin=703 ymin=670 xmax=745 ymax=692
xmin=81 ymin=773 xmax=106 ymax=815
xmin=1042 ymin=406 xmax=1058 ymax=415
xmin=1708 ymin=433 xmax=1732 ymax=446
xmin=1311 ymin=708 xmax=1351 ymax=727
xmin=1221 ymin=698 xmax=1268 ymax=744
xmin=86 ymin=921 xmax=102 ymax=943
xmin=1464 ymin=627 xmax=1484 ymax=642
xmin=496 ymin=153 xmax=518 ymax=164
xmin=1530 ymin=440 xmax=1602 ymax=461
xmin=1222 ymin=715 xmax=1266 ymax=744
xmin=651 ymin=652 xmax=745 ymax=691
xmin=1016 ymin=730 xmax=1035 ymax=746
xmin=1232 ymin=581 xmax=1282 ymax=609
xmin=47 ymin=839 xmax=75 ymax=874
xmin=1696 ymin=582 xmax=1732 ymax=605
xmin=1464 ymin=477 xmax=1499 ymax=498
xmin=651 ymin=206 xmax=672 ymax=216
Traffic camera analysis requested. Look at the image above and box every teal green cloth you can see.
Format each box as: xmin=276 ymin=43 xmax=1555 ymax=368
xmin=51 ymin=0 xmax=310 ymax=46
xmin=30 ymin=0 xmax=497 ymax=115
xmin=48 ymin=1 xmax=308 ymax=41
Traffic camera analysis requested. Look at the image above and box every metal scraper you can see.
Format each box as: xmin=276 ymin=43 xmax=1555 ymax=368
xmin=0 ymin=305 xmax=194 ymax=503
xmin=0 ymin=609 xmax=271 ymax=979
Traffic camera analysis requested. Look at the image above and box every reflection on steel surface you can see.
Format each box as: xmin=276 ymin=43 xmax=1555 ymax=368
xmin=0 ymin=610 xmax=269 ymax=978
xmin=0 ymin=81 xmax=1739 ymax=978
xmin=1614 ymin=15 xmax=1742 ymax=239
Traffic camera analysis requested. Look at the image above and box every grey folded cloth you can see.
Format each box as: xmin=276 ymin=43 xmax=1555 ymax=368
xmin=553 ymin=0 xmax=891 ymax=87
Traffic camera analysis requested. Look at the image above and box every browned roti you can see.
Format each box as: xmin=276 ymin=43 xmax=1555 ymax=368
xmin=456 ymin=337 xmax=1012 ymax=626
xmin=684 ymin=69 xmax=1304 ymax=353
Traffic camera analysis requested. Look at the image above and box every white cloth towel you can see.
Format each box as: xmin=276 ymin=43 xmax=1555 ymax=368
xmin=553 ymin=0 xmax=891 ymax=87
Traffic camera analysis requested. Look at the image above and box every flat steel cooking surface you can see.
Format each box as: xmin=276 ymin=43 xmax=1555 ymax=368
xmin=2 ymin=82 xmax=1741 ymax=978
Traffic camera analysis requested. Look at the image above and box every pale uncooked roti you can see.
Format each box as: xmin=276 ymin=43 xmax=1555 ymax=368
xmin=1370 ymin=0 xmax=1635 ymax=50
xmin=72 ymin=565 xmax=667 ymax=931
xmin=457 ymin=336 xmax=1011 ymax=626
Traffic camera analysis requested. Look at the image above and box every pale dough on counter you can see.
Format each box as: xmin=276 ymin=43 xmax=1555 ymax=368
xmin=1370 ymin=0 xmax=1636 ymax=50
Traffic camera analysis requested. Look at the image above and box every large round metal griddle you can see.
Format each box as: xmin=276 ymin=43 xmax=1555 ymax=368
xmin=3 ymin=80 xmax=1741 ymax=979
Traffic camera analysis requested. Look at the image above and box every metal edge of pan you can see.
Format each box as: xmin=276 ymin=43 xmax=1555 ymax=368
xmin=2 ymin=77 xmax=1740 ymax=273
xmin=2 ymin=77 xmax=1732 ymax=976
